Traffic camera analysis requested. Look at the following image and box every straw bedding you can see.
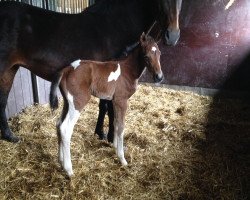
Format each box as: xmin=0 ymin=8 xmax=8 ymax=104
xmin=0 ymin=84 xmax=249 ymax=199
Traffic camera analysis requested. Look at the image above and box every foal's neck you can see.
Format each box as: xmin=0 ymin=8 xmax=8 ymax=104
xmin=125 ymin=46 xmax=146 ymax=80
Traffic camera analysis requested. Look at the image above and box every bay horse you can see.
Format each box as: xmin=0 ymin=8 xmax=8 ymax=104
xmin=49 ymin=33 xmax=163 ymax=176
xmin=0 ymin=0 xmax=182 ymax=143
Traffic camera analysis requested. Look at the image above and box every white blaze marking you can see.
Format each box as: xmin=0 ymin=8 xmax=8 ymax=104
xmin=71 ymin=59 xmax=81 ymax=69
xmin=158 ymin=59 xmax=161 ymax=67
xmin=151 ymin=46 xmax=157 ymax=52
xmin=108 ymin=63 xmax=121 ymax=82
xmin=225 ymin=0 xmax=235 ymax=10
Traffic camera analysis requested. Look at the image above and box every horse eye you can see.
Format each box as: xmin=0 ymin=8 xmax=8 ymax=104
xmin=144 ymin=55 xmax=150 ymax=62
xmin=151 ymin=50 xmax=157 ymax=55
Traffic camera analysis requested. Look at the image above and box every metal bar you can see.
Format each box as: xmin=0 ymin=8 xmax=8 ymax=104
xmin=30 ymin=74 xmax=39 ymax=104
xmin=45 ymin=0 xmax=48 ymax=9
xmin=42 ymin=0 xmax=45 ymax=8
xmin=76 ymin=0 xmax=79 ymax=13
xmin=89 ymin=0 xmax=95 ymax=6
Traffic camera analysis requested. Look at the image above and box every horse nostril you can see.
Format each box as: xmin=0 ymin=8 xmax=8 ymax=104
xmin=154 ymin=73 xmax=164 ymax=83
xmin=165 ymin=29 xmax=180 ymax=46
xmin=165 ymin=30 xmax=170 ymax=40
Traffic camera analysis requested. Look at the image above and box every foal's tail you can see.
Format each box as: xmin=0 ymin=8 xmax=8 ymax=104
xmin=49 ymin=74 xmax=62 ymax=111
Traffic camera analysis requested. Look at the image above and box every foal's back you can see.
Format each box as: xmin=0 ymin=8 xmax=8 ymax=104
xmin=60 ymin=60 xmax=121 ymax=101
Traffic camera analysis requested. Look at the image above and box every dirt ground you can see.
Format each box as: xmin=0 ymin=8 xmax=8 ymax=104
xmin=0 ymin=84 xmax=249 ymax=199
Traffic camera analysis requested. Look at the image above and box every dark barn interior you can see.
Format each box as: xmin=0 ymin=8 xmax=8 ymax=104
xmin=0 ymin=0 xmax=250 ymax=199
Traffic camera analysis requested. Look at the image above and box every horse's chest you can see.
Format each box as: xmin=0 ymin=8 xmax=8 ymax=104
xmin=90 ymin=80 xmax=116 ymax=100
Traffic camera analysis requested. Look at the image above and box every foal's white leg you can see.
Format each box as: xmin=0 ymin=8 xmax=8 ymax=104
xmin=113 ymin=119 xmax=118 ymax=148
xmin=116 ymin=126 xmax=127 ymax=166
xmin=59 ymin=93 xmax=80 ymax=176
xmin=113 ymin=100 xmax=128 ymax=166
xmin=59 ymin=141 xmax=64 ymax=165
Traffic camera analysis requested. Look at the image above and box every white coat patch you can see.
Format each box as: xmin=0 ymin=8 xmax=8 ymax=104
xmin=67 ymin=92 xmax=74 ymax=103
xmin=151 ymin=46 xmax=157 ymax=52
xmin=71 ymin=59 xmax=81 ymax=69
xmin=108 ymin=63 xmax=121 ymax=82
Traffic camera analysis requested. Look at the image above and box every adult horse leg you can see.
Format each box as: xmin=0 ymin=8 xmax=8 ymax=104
xmin=107 ymin=100 xmax=114 ymax=143
xmin=95 ymin=99 xmax=108 ymax=140
xmin=95 ymin=100 xmax=115 ymax=143
xmin=113 ymin=99 xmax=128 ymax=166
xmin=0 ymin=66 xmax=19 ymax=142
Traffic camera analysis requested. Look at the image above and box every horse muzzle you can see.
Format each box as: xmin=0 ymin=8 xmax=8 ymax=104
xmin=154 ymin=72 xmax=164 ymax=83
xmin=164 ymin=28 xmax=180 ymax=46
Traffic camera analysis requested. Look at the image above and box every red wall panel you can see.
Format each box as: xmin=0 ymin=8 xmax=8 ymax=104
xmin=142 ymin=0 xmax=250 ymax=91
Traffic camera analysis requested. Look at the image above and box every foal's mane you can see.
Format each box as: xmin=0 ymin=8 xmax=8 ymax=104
xmin=120 ymin=35 xmax=156 ymax=59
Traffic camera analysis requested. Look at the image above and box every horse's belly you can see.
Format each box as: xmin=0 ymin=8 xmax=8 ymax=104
xmin=92 ymin=89 xmax=114 ymax=100
xmin=90 ymin=84 xmax=115 ymax=100
xmin=95 ymin=93 xmax=113 ymax=100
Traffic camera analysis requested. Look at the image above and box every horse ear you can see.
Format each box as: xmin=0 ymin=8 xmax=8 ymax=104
xmin=140 ymin=32 xmax=146 ymax=43
xmin=156 ymin=38 xmax=162 ymax=44
xmin=156 ymin=30 xmax=162 ymax=44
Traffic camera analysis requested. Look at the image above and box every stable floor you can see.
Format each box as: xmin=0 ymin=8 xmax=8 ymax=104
xmin=0 ymin=85 xmax=249 ymax=199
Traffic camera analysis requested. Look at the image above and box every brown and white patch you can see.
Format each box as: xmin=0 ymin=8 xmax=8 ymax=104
xmin=71 ymin=59 xmax=81 ymax=69
xmin=108 ymin=63 xmax=121 ymax=82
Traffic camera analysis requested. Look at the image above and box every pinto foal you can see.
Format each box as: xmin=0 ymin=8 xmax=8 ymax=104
xmin=50 ymin=33 xmax=163 ymax=176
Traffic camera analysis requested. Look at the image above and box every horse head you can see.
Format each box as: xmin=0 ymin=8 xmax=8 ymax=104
xmin=159 ymin=0 xmax=182 ymax=46
xmin=140 ymin=33 xmax=163 ymax=83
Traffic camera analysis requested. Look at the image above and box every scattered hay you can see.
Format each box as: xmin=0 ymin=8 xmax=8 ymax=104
xmin=0 ymin=84 xmax=249 ymax=199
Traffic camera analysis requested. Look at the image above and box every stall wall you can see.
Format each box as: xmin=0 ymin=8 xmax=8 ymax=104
xmin=148 ymin=0 xmax=250 ymax=91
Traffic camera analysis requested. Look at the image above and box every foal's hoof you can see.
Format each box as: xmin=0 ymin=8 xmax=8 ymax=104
xmin=121 ymin=159 xmax=128 ymax=166
xmin=66 ymin=170 xmax=74 ymax=178
xmin=1 ymin=134 xmax=20 ymax=143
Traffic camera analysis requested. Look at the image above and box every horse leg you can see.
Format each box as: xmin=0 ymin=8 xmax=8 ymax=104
xmin=58 ymin=94 xmax=80 ymax=177
xmin=95 ymin=99 xmax=108 ymax=140
xmin=113 ymin=99 xmax=128 ymax=166
xmin=56 ymin=87 xmax=69 ymax=165
xmin=107 ymin=100 xmax=114 ymax=143
xmin=58 ymin=91 xmax=89 ymax=177
xmin=0 ymin=66 xmax=19 ymax=142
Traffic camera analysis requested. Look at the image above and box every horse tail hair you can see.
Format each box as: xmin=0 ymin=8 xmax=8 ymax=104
xmin=50 ymin=74 xmax=62 ymax=111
